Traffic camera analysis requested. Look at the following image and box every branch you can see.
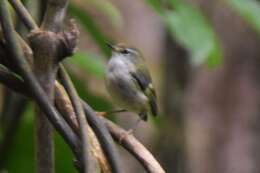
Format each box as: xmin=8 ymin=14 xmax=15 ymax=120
xmin=58 ymin=65 xmax=92 ymax=173
xmin=103 ymin=118 xmax=166 ymax=173
xmin=6 ymin=1 xmax=124 ymax=172
xmin=55 ymin=81 xmax=79 ymax=133
xmin=0 ymin=29 xmax=123 ymax=173
xmin=1 ymin=1 xmax=164 ymax=173
xmin=0 ymin=65 xmax=27 ymax=94
xmin=0 ymin=0 xmax=81 ymax=162
xmin=80 ymin=100 xmax=124 ymax=173
xmin=8 ymin=0 xmax=38 ymax=30
xmin=0 ymin=69 xmax=165 ymax=173
xmin=41 ymin=0 xmax=69 ymax=32
xmin=54 ymin=81 xmax=112 ymax=173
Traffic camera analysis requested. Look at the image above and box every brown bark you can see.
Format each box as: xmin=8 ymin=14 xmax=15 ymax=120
xmin=29 ymin=30 xmax=60 ymax=173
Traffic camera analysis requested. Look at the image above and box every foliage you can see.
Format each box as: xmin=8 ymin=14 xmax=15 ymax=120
xmin=147 ymin=0 xmax=223 ymax=68
xmin=227 ymin=0 xmax=260 ymax=34
xmin=68 ymin=51 xmax=106 ymax=79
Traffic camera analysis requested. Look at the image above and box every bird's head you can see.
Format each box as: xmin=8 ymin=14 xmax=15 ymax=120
xmin=106 ymin=42 xmax=141 ymax=58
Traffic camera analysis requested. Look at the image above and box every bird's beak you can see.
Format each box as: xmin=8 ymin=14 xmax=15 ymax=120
xmin=106 ymin=42 xmax=116 ymax=51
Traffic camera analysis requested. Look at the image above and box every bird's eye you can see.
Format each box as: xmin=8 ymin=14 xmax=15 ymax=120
xmin=121 ymin=49 xmax=130 ymax=54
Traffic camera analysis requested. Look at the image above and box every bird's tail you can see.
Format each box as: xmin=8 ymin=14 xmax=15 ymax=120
xmin=149 ymin=96 xmax=158 ymax=117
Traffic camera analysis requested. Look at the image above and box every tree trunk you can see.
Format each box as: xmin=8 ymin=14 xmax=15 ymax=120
xmin=185 ymin=1 xmax=260 ymax=173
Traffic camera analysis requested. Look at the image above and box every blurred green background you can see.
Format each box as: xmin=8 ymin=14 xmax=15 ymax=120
xmin=1 ymin=0 xmax=260 ymax=173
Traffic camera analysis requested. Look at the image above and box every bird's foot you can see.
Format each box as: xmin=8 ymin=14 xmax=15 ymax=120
xmin=107 ymin=109 xmax=127 ymax=114
xmin=96 ymin=111 xmax=107 ymax=117
xmin=119 ymin=129 xmax=134 ymax=144
xmin=96 ymin=109 xmax=127 ymax=117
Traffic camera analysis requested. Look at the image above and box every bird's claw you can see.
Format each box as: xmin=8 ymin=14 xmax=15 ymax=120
xmin=96 ymin=111 xmax=107 ymax=117
xmin=119 ymin=129 xmax=134 ymax=144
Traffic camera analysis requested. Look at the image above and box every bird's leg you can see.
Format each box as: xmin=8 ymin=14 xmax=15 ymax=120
xmin=107 ymin=109 xmax=127 ymax=114
xmin=119 ymin=117 xmax=143 ymax=143
xmin=96 ymin=109 xmax=127 ymax=117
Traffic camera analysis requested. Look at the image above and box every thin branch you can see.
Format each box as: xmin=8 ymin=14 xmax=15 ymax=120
xmin=0 ymin=69 xmax=165 ymax=173
xmin=7 ymin=0 xmax=84 ymax=170
xmin=5 ymin=1 xmax=124 ymax=172
xmin=55 ymin=80 xmax=79 ymax=134
xmin=81 ymin=100 xmax=124 ymax=173
xmin=54 ymin=81 xmax=112 ymax=173
xmin=8 ymin=0 xmax=38 ymax=30
xmin=0 ymin=65 xmax=27 ymax=94
xmin=0 ymin=30 xmax=124 ymax=173
xmin=1 ymin=1 xmax=164 ymax=173
xmin=0 ymin=0 xmax=81 ymax=161
xmin=103 ymin=118 xmax=166 ymax=173
xmin=81 ymin=101 xmax=165 ymax=173
xmin=58 ymin=65 xmax=92 ymax=173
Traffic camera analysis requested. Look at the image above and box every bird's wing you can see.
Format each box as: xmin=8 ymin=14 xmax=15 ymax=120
xmin=130 ymin=67 xmax=158 ymax=117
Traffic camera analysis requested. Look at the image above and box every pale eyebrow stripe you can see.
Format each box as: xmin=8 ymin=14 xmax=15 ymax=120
xmin=126 ymin=48 xmax=138 ymax=54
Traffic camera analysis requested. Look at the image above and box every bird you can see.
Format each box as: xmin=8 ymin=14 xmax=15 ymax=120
xmin=105 ymin=43 xmax=158 ymax=125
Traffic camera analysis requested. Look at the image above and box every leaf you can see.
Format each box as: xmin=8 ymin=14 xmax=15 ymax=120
xmin=227 ymin=0 xmax=260 ymax=34
xmin=145 ymin=0 xmax=163 ymax=13
xmin=67 ymin=51 xmax=106 ymax=79
xmin=146 ymin=0 xmax=223 ymax=67
xmin=165 ymin=2 xmax=222 ymax=67
xmin=4 ymin=103 xmax=34 ymax=173
xmin=68 ymin=3 xmax=110 ymax=56
xmin=83 ymin=0 xmax=122 ymax=27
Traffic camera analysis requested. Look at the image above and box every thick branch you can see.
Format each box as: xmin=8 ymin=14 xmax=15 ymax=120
xmin=0 ymin=0 xmax=81 ymax=162
xmin=41 ymin=0 xmax=69 ymax=32
xmin=1 ymin=1 xmax=163 ymax=173
xmin=0 ymin=69 xmax=165 ymax=173
xmin=29 ymin=30 xmax=59 ymax=173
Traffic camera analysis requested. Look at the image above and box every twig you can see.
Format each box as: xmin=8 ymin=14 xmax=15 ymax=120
xmin=0 ymin=30 xmax=124 ymax=173
xmin=55 ymin=81 xmax=79 ymax=134
xmin=81 ymin=100 xmax=123 ymax=173
xmin=0 ymin=0 xmax=81 ymax=162
xmin=0 ymin=65 xmax=27 ymax=94
xmin=58 ymin=65 xmax=92 ymax=173
xmin=0 ymin=68 xmax=165 ymax=173
xmin=6 ymin=1 xmax=124 ymax=172
xmin=1 ymin=1 xmax=165 ymax=173
xmin=82 ymin=101 xmax=165 ymax=173
xmin=8 ymin=0 xmax=38 ymax=30
xmin=103 ymin=118 xmax=166 ymax=173
xmin=54 ymin=82 xmax=112 ymax=173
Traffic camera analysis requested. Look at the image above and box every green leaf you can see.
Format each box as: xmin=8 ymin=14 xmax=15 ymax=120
xmin=67 ymin=52 xmax=106 ymax=79
xmin=83 ymin=0 xmax=122 ymax=27
xmin=4 ymin=104 xmax=34 ymax=173
xmin=227 ymin=0 xmax=260 ymax=34
xmin=68 ymin=3 xmax=110 ymax=56
xmin=165 ymin=2 xmax=222 ymax=67
xmin=146 ymin=0 xmax=163 ymax=13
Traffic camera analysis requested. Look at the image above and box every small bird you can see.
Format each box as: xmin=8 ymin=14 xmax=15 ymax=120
xmin=105 ymin=43 xmax=158 ymax=123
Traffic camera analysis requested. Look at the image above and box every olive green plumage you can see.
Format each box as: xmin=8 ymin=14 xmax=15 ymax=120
xmin=105 ymin=43 xmax=158 ymax=121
